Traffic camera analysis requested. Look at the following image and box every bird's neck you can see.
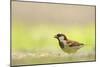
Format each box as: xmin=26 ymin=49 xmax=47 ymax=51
xmin=64 ymin=37 xmax=68 ymax=41
xmin=59 ymin=41 xmax=64 ymax=48
xmin=58 ymin=39 xmax=67 ymax=48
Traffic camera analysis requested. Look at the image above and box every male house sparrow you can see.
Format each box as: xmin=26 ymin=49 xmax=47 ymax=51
xmin=54 ymin=33 xmax=84 ymax=54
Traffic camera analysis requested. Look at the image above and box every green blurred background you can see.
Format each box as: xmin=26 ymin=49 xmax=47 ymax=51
xmin=12 ymin=1 xmax=95 ymax=66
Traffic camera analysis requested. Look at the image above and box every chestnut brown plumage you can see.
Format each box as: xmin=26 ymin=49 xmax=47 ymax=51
xmin=54 ymin=33 xmax=84 ymax=54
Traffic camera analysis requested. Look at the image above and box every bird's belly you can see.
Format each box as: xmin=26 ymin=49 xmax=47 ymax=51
xmin=62 ymin=45 xmax=83 ymax=54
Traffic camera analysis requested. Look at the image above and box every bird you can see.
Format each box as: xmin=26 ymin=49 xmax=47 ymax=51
xmin=54 ymin=33 xmax=84 ymax=54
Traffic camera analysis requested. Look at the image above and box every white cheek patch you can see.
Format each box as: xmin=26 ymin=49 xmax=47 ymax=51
xmin=59 ymin=36 xmax=67 ymax=45
xmin=59 ymin=36 xmax=64 ymax=42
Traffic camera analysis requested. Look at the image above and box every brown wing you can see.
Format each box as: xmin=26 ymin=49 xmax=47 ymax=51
xmin=66 ymin=40 xmax=84 ymax=47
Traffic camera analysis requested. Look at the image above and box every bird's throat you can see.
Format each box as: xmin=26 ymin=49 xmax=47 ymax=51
xmin=58 ymin=41 xmax=64 ymax=48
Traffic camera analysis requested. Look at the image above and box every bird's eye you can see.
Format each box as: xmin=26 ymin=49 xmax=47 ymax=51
xmin=57 ymin=34 xmax=62 ymax=37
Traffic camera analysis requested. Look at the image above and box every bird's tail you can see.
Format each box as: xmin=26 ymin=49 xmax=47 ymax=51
xmin=80 ymin=43 xmax=84 ymax=48
xmin=80 ymin=43 xmax=84 ymax=45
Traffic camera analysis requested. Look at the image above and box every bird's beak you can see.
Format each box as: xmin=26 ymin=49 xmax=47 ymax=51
xmin=54 ymin=35 xmax=57 ymax=38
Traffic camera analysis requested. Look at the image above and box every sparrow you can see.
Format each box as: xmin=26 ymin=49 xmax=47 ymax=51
xmin=54 ymin=33 xmax=84 ymax=54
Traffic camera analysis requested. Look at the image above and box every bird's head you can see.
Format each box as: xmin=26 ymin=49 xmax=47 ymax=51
xmin=54 ymin=33 xmax=68 ymax=41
